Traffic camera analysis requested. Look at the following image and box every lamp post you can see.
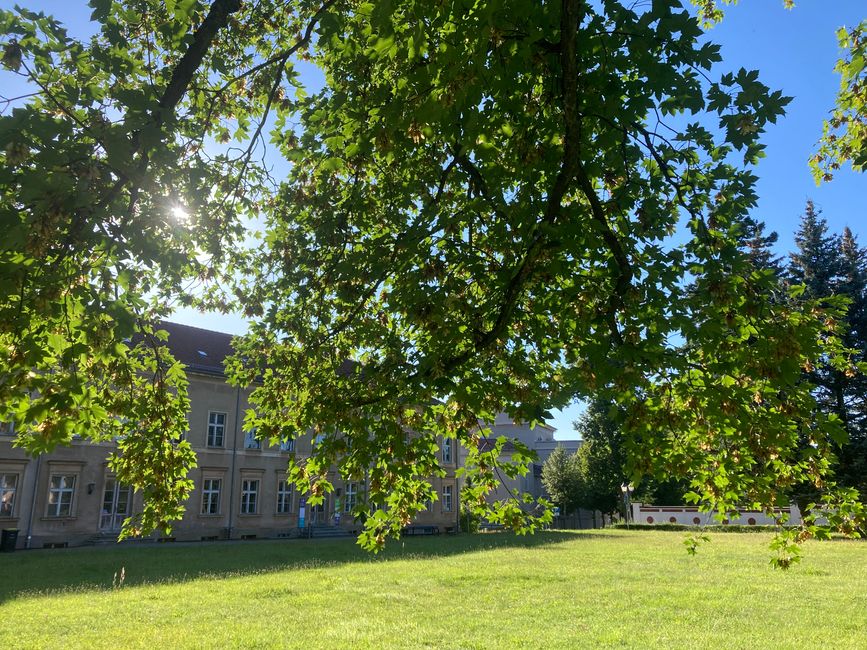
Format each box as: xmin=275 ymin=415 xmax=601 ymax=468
xmin=620 ymin=483 xmax=634 ymax=527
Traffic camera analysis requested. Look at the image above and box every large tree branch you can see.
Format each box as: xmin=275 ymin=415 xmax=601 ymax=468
xmin=316 ymin=150 xmax=462 ymax=348
xmin=348 ymin=0 xmax=630 ymax=406
xmin=128 ymin=0 xmax=244 ymax=197
xmin=204 ymin=0 xmax=340 ymax=222
xmin=215 ymin=0 xmax=338 ymax=95
xmin=574 ymin=161 xmax=630 ymax=344
xmin=561 ymin=0 xmax=631 ymax=344
xmin=450 ymin=0 xmax=632 ymax=362
xmin=452 ymin=149 xmax=509 ymax=223
xmin=155 ymin=0 xmax=242 ymax=125
xmin=405 ymin=0 xmax=586 ymax=384
xmin=545 ymin=0 xmax=580 ymax=221
xmin=56 ymin=0 xmax=243 ymax=257
xmin=635 ymin=123 xmax=699 ymax=220
xmin=200 ymin=0 xmax=338 ymax=136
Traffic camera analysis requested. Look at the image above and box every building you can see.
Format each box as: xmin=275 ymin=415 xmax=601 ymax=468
xmin=487 ymin=411 xmax=581 ymax=465
xmin=0 ymin=322 xmax=459 ymax=549
xmin=457 ymin=412 xmax=583 ymax=507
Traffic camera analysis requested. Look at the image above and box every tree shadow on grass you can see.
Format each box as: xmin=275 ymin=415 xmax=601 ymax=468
xmin=0 ymin=529 xmax=615 ymax=603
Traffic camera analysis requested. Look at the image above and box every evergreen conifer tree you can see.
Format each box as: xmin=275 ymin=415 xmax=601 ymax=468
xmin=788 ymin=206 xmax=867 ymax=503
xmin=835 ymin=227 xmax=867 ymax=498
xmin=743 ymin=217 xmax=784 ymax=276
xmin=788 ymin=202 xmax=844 ymax=419
xmin=788 ymin=200 xmax=841 ymax=299
xmin=839 ymin=227 xmax=867 ymax=358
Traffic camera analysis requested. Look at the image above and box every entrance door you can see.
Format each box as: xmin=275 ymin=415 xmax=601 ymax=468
xmin=100 ymin=479 xmax=133 ymax=530
xmin=310 ymin=496 xmax=327 ymax=525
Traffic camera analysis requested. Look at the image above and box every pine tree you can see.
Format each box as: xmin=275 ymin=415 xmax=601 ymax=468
xmin=836 ymin=227 xmax=867 ymax=498
xmin=787 ymin=207 xmax=867 ymax=502
xmin=788 ymin=200 xmax=841 ymax=299
xmin=788 ymin=202 xmax=844 ymax=422
xmin=839 ymin=227 xmax=867 ymax=356
xmin=743 ymin=217 xmax=784 ymax=276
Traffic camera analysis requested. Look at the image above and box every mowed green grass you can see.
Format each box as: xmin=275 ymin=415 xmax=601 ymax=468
xmin=0 ymin=530 xmax=865 ymax=649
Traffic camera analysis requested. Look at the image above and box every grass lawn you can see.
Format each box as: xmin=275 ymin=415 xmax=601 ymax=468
xmin=1 ymin=529 xmax=865 ymax=648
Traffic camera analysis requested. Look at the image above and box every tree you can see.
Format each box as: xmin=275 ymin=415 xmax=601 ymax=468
xmin=787 ymin=202 xmax=848 ymax=429
xmin=540 ymin=446 xmax=581 ymax=518
xmin=828 ymin=226 xmax=867 ymax=501
xmin=571 ymin=400 xmax=625 ymax=519
xmin=1 ymin=0 xmax=864 ymax=562
xmin=838 ymin=226 xmax=867 ymax=414
xmin=791 ymin=214 xmax=867 ymax=427
xmin=813 ymin=21 xmax=867 ymax=181
xmin=784 ymin=208 xmax=867 ymax=513
xmin=788 ymin=201 xmax=842 ymax=300
xmin=540 ymin=436 xmax=624 ymax=527
xmin=572 ymin=399 xmax=689 ymax=515
xmin=742 ymin=217 xmax=784 ymax=278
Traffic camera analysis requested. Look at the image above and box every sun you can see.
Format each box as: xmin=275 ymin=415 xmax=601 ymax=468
xmin=170 ymin=204 xmax=190 ymax=223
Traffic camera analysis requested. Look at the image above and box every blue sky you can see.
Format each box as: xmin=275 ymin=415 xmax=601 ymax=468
xmin=3 ymin=1 xmax=865 ymax=438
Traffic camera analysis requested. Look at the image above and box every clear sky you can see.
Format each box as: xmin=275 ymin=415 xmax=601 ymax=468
xmin=3 ymin=1 xmax=865 ymax=438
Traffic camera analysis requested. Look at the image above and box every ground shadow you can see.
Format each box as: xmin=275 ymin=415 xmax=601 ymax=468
xmin=0 ymin=529 xmax=615 ymax=603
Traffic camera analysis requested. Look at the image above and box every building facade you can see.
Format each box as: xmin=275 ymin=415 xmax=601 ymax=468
xmin=458 ymin=411 xmax=583 ymax=506
xmin=0 ymin=322 xmax=460 ymax=549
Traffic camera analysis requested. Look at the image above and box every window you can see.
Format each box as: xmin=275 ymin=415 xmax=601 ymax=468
xmin=207 ymin=412 xmax=227 ymax=447
xmin=279 ymin=439 xmax=294 ymax=452
xmin=0 ymin=421 xmax=13 ymax=435
xmin=442 ymin=438 xmax=452 ymax=464
xmin=0 ymin=474 xmax=17 ymax=517
xmin=244 ymin=429 xmax=260 ymax=450
xmin=201 ymin=478 xmax=222 ymax=515
xmin=345 ymin=482 xmax=358 ymax=513
xmin=442 ymin=485 xmax=453 ymax=512
xmin=425 ymin=498 xmax=433 ymax=513
xmin=276 ymin=480 xmax=293 ymax=514
xmin=100 ymin=479 xmax=133 ymax=530
xmin=240 ymin=479 xmax=259 ymax=514
xmin=47 ymin=475 xmax=76 ymax=517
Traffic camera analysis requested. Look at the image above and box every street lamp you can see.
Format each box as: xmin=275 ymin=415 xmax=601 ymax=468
xmin=620 ymin=483 xmax=634 ymax=526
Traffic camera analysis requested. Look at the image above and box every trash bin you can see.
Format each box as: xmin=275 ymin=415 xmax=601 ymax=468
xmin=0 ymin=528 xmax=19 ymax=552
